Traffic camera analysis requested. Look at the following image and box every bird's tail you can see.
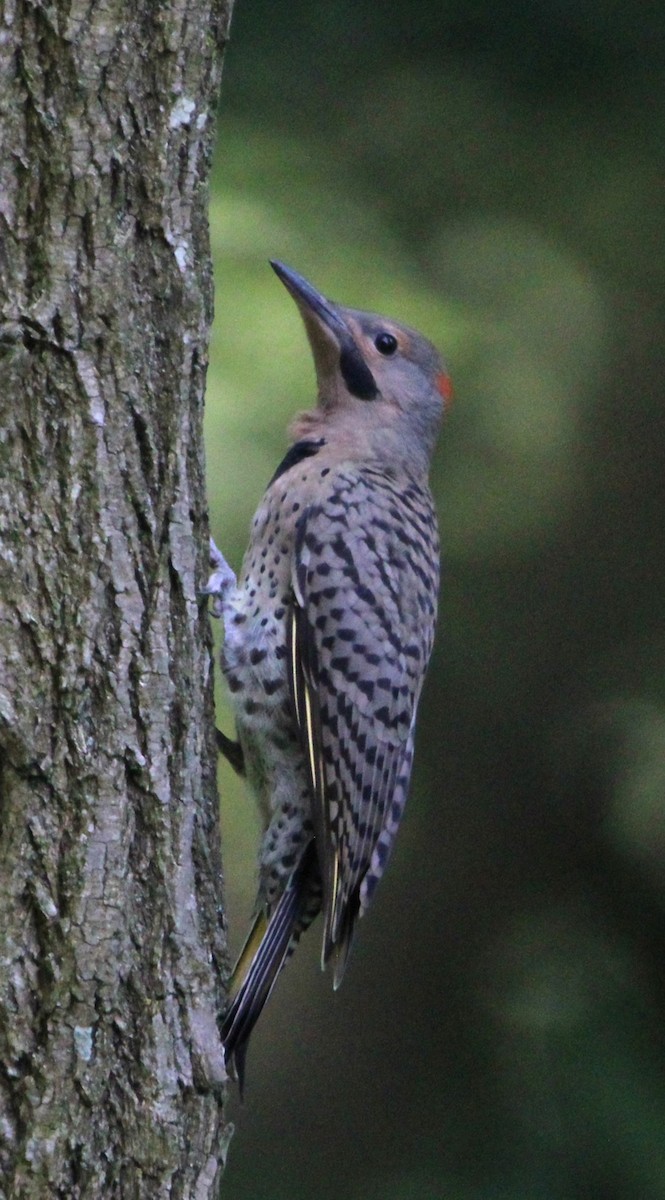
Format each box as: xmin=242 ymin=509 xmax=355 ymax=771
xmin=222 ymin=843 xmax=318 ymax=1093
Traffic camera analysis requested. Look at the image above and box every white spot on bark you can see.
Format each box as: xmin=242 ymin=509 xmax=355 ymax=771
xmin=74 ymin=1025 xmax=94 ymax=1062
xmin=34 ymin=881 xmax=58 ymax=920
xmin=169 ymin=97 xmax=196 ymax=129
xmin=0 ymin=691 xmax=17 ymax=724
xmin=26 ymin=1135 xmax=57 ymax=1163
xmin=0 ymin=1116 xmax=16 ymax=1144
xmin=74 ymin=352 xmax=105 ymax=426
xmin=174 ymin=241 xmax=189 ymax=272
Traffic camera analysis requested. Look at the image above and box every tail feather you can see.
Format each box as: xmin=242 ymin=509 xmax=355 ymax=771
xmin=328 ymin=889 xmax=360 ymax=991
xmin=227 ymin=910 xmax=269 ymax=1001
xmin=222 ymin=844 xmax=317 ymax=1093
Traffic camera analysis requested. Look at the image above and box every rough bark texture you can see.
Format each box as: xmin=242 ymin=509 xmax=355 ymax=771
xmin=0 ymin=1 xmax=234 ymax=1195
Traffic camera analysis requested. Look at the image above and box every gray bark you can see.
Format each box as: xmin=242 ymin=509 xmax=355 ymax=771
xmin=0 ymin=1 xmax=234 ymax=1195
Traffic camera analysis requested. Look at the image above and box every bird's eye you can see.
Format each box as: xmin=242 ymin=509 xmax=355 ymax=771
xmin=374 ymin=331 xmax=398 ymax=356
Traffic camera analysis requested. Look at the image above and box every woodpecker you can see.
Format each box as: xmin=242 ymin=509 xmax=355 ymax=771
xmin=207 ymin=261 xmax=451 ymax=1089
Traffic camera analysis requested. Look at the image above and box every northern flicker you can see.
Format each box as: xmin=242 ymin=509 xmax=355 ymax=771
xmin=207 ymin=262 xmax=451 ymax=1089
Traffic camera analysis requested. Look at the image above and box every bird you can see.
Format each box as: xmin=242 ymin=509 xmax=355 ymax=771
xmin=206 ymin=261 xmax=452 ymax=1090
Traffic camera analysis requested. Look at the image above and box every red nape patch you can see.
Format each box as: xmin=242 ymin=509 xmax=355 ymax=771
xmin=436 ymin=372 xmax=454 ymax=407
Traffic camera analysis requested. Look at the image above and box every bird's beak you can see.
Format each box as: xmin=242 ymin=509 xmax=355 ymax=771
xmin=271 ymin=261 xmax=348 ymax=341
xmin=270 ymin=261 xmax=378 ymax=401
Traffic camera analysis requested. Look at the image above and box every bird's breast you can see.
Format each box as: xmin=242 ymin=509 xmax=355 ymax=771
xmin=220 ymin=482 xmax=305 ymax=816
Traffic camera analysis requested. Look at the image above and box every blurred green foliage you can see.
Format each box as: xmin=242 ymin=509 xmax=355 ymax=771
xmin=205 ymin=2 xmax=665 ymax=1196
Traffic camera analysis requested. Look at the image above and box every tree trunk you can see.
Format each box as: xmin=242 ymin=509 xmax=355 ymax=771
xmin=0 ymin=1 xmax=234 ymax=1195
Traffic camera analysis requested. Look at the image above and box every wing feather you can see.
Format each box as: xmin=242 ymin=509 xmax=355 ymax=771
xmin=287 ymin=470 xmax=438 ymax=973
xmin=287 ymin=598 xmax=340 ymax=961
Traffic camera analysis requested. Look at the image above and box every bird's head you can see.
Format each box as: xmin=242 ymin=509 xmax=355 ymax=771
xmin=271 ymin=261 xmax=451 ymax=476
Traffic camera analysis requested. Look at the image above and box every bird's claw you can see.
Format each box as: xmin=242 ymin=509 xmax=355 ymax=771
xmin=203 ymin=536 xmax=236 ymax=617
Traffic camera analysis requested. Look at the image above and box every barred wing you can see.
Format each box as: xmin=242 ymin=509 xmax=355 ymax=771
xmin=288 ymin=468 xmax=439 ymax=984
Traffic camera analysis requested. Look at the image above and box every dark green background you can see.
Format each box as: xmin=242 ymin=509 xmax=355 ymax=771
xmin=205 ymin=2 xmax=665 ymax=1196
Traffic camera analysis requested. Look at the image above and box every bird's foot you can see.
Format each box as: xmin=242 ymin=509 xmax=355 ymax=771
xmin=203 ymin=536 xmax=237 ymax=617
